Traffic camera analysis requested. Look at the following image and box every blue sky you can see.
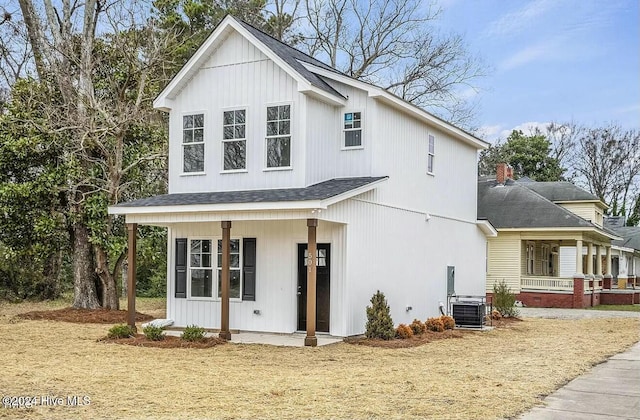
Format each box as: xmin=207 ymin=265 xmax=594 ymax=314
xmin=436 ymin=0 xmax=640 ymax=141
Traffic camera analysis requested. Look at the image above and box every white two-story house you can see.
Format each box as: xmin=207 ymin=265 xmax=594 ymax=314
xmin=110 ymin=15 xmax=493 ymax=345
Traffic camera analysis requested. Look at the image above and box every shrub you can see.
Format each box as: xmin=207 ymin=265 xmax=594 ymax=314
xmin=143 ymin=325 xmax=165 ymax=341
xmin=440 ymin=315 xmax=455 ymax=330
xmin=493 ymin=280 xmax=520 ymax=318
xmin=365 ymin=290 xmax=395 ymax=340
xmin=108 ymin=324 xmax=136 ymax=339
xmin=181 ymin=325 xmax=206 ymax=342
xmin=395 ymin=324 xmax=414 ymax=339
xmin=409 ymin=319 xmax=425 ymax=335
xmin=425 ymin=317 xmax=445 ymax=332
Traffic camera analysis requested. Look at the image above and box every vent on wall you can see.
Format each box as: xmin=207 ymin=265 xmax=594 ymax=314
xmin=452 ymin=302 xmax=485 ymax=328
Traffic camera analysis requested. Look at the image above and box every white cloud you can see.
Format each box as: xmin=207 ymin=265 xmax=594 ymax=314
xmin=485 ymin=0 xmax=556 ymax=38
xmin=499 ymin=121 xmax=552 ymax=139
xmin=477 ymin=124 xmax=504 ymax=141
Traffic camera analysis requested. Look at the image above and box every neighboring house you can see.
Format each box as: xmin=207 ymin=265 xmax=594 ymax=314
xmin=478 ymin=164 xmax=639 ymax=308
xmin=605 ymin=216 xmax=640 ymax=289
xmin=109 ymin=16 xmax=494 ymax=345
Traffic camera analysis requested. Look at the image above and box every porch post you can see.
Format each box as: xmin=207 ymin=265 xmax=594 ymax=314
xmin=595 ymin=245 xmax=602 ymax=276
xmin=127 ymin=223 xmax=137 ymax=329
xmin=586 ymin=242 xmax=594 ymax=277
xmin=575 ymin=239 xmax=583 ymax=275
xmin=305 ymin=218 xmax=318 ymax=347
xmin=219 ymin=221 xmax=232 ymax=340
xmin=603 ymin=246 xmax=612 ymax=289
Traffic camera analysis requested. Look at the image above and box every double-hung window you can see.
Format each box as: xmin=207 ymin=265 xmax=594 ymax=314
xmin=222 ymin=109 xmax=246 ymax=171
xmin=217 ymin=239 xmax=241 ymax=299
xmin=427 ymin=134 xmax=435 ymax=174
xmin=541 ymin=244 xmax=550 ymax=275
xmin=183 ymin=114 xmax=205 ymax=173
xmin=526 ymin=243 xmax=535 ymax=275
xmin=265 ymin=105 xmax=291 ymax=168
xmin=190 ymin=239 xmax=213 ymax=297
xmin=343 ymin=112 xmax=362 ymax=148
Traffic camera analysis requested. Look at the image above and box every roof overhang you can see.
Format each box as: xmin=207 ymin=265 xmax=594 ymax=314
xmin=497 ymin=227 xmax=622 ymax=241
xmin=477 ymin=220 xmax=498 ymax=237
xmin=554 ymin=199 xmax=608 ymax=209
xmin=299 ymin=61 xmax=489 ymax=150
xmin=108 ymin=177 xmax=387 ymax=217
xmin=153 ymin=16 xmax=345 ymax=112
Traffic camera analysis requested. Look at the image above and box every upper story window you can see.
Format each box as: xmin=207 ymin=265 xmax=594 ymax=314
xmin=222 ymin=109 xmax=246 ymax=171
xmin=265 ymin=105 xmax=291 ymax=168
xmin=427 ymin=134 xmax=435 ymax=174
xmin=183 ymin=114 xmax=205 ymax=173
xmin=343 ymin=112 xmax=362 ymax=148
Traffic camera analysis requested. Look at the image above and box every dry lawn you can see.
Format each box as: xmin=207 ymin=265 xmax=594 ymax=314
xmin=0 ymin=298 xmax=638 ymax=420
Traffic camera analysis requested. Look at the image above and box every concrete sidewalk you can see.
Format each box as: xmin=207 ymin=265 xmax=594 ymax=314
xmin=518 ymin=341 xmax=640 ymax=419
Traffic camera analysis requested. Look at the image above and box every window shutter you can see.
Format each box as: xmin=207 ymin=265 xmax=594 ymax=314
xmin=175 ymin=238 xmax=187 ymax=298
xmin=242 ymin=238 xmax=256 ymax=301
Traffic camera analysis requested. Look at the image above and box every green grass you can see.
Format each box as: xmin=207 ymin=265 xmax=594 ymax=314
xmin=587 ymin=304 xmax=640 ymax=312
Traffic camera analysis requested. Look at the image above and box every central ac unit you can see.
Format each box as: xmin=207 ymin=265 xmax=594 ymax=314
xmin=452 ymin=302 xmax=485 ymax=328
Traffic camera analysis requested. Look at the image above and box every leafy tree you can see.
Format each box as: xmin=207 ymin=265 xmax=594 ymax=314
xmin=478 ymin=130 xmax=565 ymax=181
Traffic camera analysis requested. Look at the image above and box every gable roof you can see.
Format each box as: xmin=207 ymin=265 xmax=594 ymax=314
xmin=521 ymin=181 xmax=602 ymax=203
xmin=154 ymin=15 xmax=488 ymax=150
xmin=110 ymin=177 xmax=387 ymax=214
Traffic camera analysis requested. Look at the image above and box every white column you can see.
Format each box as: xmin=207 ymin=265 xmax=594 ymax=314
xmin=575 ymin=239 xmax=583 ymax=275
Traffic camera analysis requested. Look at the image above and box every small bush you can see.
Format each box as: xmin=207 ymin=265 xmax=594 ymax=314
xmin=409 ymin=319 xmax=425 ymax=335
xmin=181 ymin=325 xmax=205 ymax=342
xmin=395 ymin=324 xmax=414 ymax=339
xmin=143 ymin=325 xmax=165 ymax=341
xmin=365 ymin=290 xmax=395 ymax=340
xmin=440 ymin=315 xmax=455 ymax=330
xmin=493 ymin=280 xmax=520 ymax=318
xmin=108 ymin=324 xmax=136 ymax=339
xmin=491 ymin=309 xmax=502 ymax=320
xmin=425 ymin=317 xmax=445 ymax=332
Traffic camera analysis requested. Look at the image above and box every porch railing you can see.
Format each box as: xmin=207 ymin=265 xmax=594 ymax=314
xmin=521 ymin=276 xmax=574 ymax=291
xmin=585 ymin=278 xmax=603 ymax=292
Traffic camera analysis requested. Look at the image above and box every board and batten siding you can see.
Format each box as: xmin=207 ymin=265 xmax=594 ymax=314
xmin=304 ymin=84 xmax=373 ymax=185
xmin=166 ymin=219 xmax=348 ymax=336
xmin=370 ymin=102 xmax=479 ymax=222
xmin=168 ymin=30 xmax=306 ymax=194
xmin=321 ymin=191 xmax=487 ymax=336
xmin=486 ymin=233 xmax=521 ymax=293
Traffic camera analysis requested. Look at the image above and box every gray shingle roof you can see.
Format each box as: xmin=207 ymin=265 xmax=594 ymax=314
xmin=522 ymin=181 xmax=600 ymax=202
xmin=604 ymin=218 xmax=640 ymax=250
xmin=478 ymin=179 xmax=598 ymax=229
xmin=115 ymin=177 xmax=387 ymax=208
xmin=237 ymin=20 xmax=346 ymax=100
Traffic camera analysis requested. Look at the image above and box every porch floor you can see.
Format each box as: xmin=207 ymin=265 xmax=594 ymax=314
xmin=164 ymin=330 xmax=343 ymax=347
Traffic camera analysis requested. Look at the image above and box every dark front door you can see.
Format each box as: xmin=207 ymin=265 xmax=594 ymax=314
xmin=297 ymin=243 xmax=330 ymax=333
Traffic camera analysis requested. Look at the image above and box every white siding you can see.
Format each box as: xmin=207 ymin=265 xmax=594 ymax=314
xmin=168 ymin=30 xmax=306 ymax=193
xmin=166 ymin=219 xmax=347 ymax=335
xmin=305 ymin=82 xmax=373 ymax=185
xmin=370 ymin=102 xmax=479 ymax=222
xmin=321 ymin=193 xmax=487 ymax=336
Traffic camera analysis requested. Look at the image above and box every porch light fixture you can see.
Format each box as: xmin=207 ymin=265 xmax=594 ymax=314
xmin=425 ymin=213 xmax=431 ymax=221
xmin=405 ymin=306 xmax=412 ymax=312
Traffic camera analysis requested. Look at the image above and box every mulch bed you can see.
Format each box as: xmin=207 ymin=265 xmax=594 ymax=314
xmin=100 ymin=335 xmax=227 ymax=348
xmin=347 ymin=317 xmax=523 ymax=348
xmin=15 ymin=307 xmax=154 ymax=324
xmin=345 ymin=329 xmax=464 ymax=348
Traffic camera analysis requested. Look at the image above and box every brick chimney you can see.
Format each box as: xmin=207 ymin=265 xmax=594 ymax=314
xmin=496 ymin=163 xmax=513 ymax=184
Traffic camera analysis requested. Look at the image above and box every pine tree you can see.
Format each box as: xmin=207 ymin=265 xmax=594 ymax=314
xmin=365 ymin=291 xmax=395 ymax=340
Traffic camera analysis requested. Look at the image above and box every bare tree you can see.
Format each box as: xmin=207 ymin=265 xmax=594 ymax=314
xmin=302 ymin=0 xmax=484 ymax=127
xmin=568 ymin=124 xmax=640 ymax=220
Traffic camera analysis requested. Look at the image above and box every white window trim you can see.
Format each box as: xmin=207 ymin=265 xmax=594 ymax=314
xmin=342 ymin=110 xmax=364 ymax=150
xmin=181 ymin=111 xmax=207 ymax=175
xmin=526 ymin=242 xmax=535 ymax=275
xmin=187 ymin=237 xmax=215 ymax=301
xmin=186 ymin=237 xmax=245 ymax=301
xmin=221 ymin=106 xmax=249 ymax=173
xmin=541 ymin=244 xmax=550 ymax=276
xmin=427 ymin=133 xmax=435 ymax=175
xmin=264 ymin=102 xmax=293 ymax=170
